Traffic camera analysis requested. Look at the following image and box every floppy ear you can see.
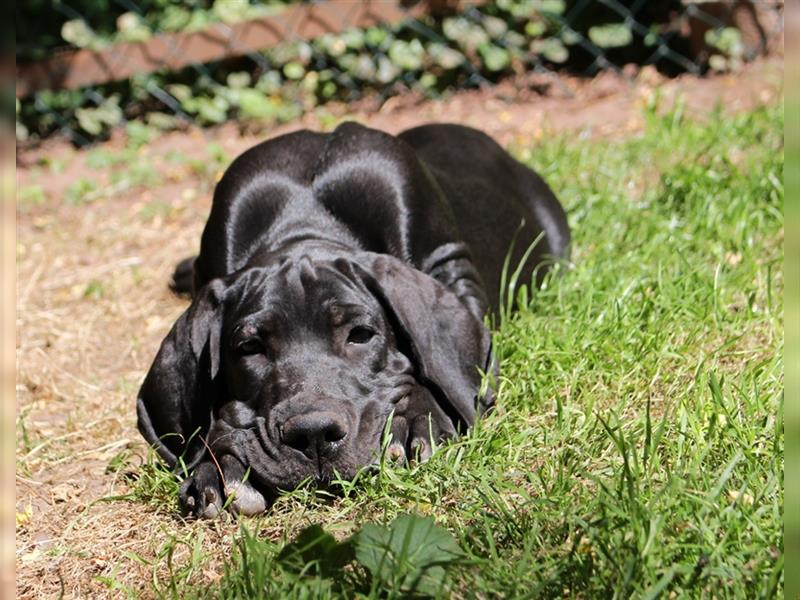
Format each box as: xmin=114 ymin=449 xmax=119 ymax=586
xmin=137 ymin=279 xmax=227 ymax=469
xmin=355 ymin=254 xmax=494 ymax=430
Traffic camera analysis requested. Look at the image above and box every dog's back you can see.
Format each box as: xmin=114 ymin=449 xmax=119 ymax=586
xmin=399 ymin=124 xmax=570 ymax=310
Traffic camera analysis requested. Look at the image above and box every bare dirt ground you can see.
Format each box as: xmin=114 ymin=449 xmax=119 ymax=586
xmin=16 ymin=55 xmax=783 ymax=598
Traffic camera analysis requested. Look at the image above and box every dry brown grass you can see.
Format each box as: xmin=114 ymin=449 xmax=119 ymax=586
xmin=16 ymin=178 xmax=209 ymax=597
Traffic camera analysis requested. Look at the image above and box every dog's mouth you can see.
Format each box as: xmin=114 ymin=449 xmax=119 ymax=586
xmin=232 ymin=410 xmax=388 ymax=497
xmin=242 ymin=452 xmax=374 ymax=501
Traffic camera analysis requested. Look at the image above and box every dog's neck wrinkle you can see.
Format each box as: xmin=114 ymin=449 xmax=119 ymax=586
xmin=270 ymin=235 xmax=359 ymax=257
xmin=239 ymin=237 xmax=360 ymax=272
xmin=264 ymin=206 xmax=362 ymax=254
xmin=231 ymin=191 xmax=363 ymax=270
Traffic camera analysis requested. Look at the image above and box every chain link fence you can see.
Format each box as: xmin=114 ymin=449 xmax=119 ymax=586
xmin=16 ymin=0 xmax=784 ymax=147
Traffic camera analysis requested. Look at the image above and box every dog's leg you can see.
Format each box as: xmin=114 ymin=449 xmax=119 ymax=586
xmin=221 ymin=454 xmax=268 ymax=516
xmin=407 ymin=394 xmax=456 ymax=462
xmin=178 ymin=455 xmax=268 ymax=518
xmin=387 ymin=411 xmax=410 ymax=464
xmin=389 ymin=388 xmax=456 ymax=464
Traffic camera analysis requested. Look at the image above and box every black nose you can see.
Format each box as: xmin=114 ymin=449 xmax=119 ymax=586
xmin=281 ymin=411 xmax=349 ymax=458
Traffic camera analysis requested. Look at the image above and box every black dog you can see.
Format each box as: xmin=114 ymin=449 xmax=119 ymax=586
xmin=137 ymin=122 xmax=569 ymax=517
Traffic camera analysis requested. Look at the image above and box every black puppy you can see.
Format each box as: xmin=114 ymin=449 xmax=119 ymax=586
xmin=137 ymin=122 xmax=569 ymax=517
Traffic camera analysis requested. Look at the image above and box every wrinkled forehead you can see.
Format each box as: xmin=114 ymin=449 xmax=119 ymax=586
xmin=225 ymin=258 xmax=375 ymax=326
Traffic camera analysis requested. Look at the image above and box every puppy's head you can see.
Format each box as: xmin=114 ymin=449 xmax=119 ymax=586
xmin=137 ymin=251 xmax=492 ymax=497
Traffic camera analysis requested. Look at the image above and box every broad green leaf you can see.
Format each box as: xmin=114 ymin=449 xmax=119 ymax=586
xmin=388 ymin=39 xmax=425 ymax=71
xmin=196 ymin=96 xmax=229 ymax=124
xmin=705 ymin=27 xmax=744 ymax=58
xmin=533 ymin=38 xmax=568 ymax=63
xmin=525 ymin=20 xmax=547 ymax=38
xmin=61 ymin=19 xmax=96 ymax=48
xmin=354 ymin=513 xmax=463 ymax=596
xmin=116 ymin=12 xmax=151 ymax=43
xmin=238 ymin=90 xmax=278 ymax=121
xmin=376 ymin=56 xmax=401 ymax=84
xmin=588 ymin=23 xmax=634 ymax=48
xmin=226 ymin=72 xmax=252 ymax=90
xmin=443 ymin=17 xmax=489 ymax=50
xmin=283 ymin=62 xmax=306 ymax=80
xmin=428 ymin=43 xmax=464 ymax=70
xmin=482 ymin=16 xmax=509 ymax=39
xmin=478 ymin=44 xmax=511 ymax=72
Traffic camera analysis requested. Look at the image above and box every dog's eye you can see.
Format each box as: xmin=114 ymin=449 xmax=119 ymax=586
xmin=236 ymin=338 xmax=264 ymax=355
xmin=347 ymin=326 xmax=375 ymax=345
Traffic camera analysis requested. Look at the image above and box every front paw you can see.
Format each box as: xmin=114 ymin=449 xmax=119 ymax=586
xmin=178 ymin=455 xmax=268 ymax=518
xmin=219 ymin=454 xmax=268 ymax=516
xmin=388 ymin=389 xmax=456 ymax=464
xmin=179 ymin=461 xmax=223 ymax=519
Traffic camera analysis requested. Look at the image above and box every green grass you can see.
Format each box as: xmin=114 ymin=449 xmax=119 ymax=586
xmin=127 ymin=101 xmax=783 ymax=598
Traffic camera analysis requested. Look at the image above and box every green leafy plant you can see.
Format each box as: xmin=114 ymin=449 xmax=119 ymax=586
xmin=74 ymin=95 xmax=123 ymax=136
xmin=65 ymin=176 xmax=98 ymax=205
xmin=18 ymin=185 xmax=46 ymax=207
xmin=706 ymin=27 xmax=745 ymax=72
xmin=17 ymin=1 xmax=760 ymax=144
xmin=355 ymin=514 xmax=464 ymax=596
xmin=216 ymin=514 xmax=464 ymax=598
